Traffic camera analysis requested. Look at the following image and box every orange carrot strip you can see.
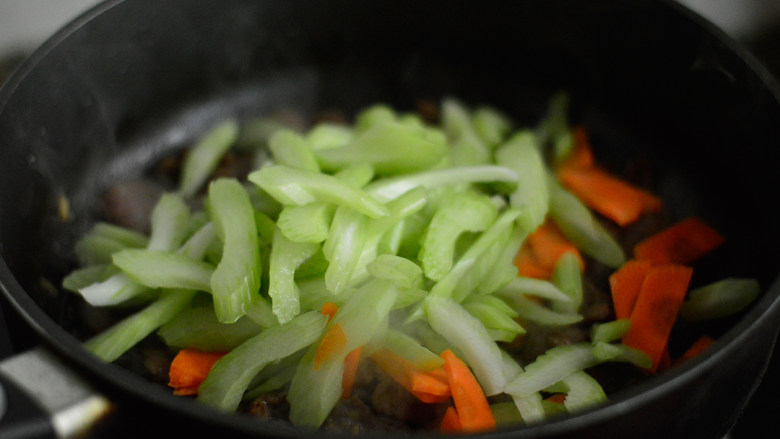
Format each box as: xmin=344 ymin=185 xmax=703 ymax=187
xmin=633 ymin=217 xmax=725 ymax=266
xmin=321 ymin=302 xmax=339 ymax=322
xmin=441 ymin=349 xmax=496 ymax=433
xmin=514 ymin=242 xmax=552 ymax=279
xmin=371 ymin=349 xmax=451 ymax=403
xmin=609 ymin=259 xmax=653 ymax=319
xmin=314 ymin=323 xmax=347 ymax=370
xmin=558 ymin=166 xmax=661 ymax=227
xmin=527 ymin=220 xmax=584 ymax=272
xmin=441 ymin=406 xmax=462 ymax=433
xmin=341 ymin=346 xmax=363 ymax=399
xmin=678 ymin=335 xmax=715 ymax=363
xmin=545 ymin=393 xmax=566 ymax=405
xmin=622 ymin=265 xmax=693 ymax=373
xmin=168 ymin=349 xmax=227 ymax=396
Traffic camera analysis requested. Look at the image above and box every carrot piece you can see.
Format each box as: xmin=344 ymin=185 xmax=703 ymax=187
xmin=609 ymin=259 xmax=653 ymax=319
xmin=441 ymin=349 xmax=496 ymax=432
xmin=341 ymin=346 xmax=362 ymax=399
xmin=441 ymin=406 xmax=462 ymax=433
xmin=321 ymin=302 xmax=339 ymax=322
xmin=622 ymin=265 xmax=693 ymax=373
xmin=514 ymin=242 xmax=552 ymax=279
xmin=558 ymin=165 xmax=661 ymax=227
xmin=678 ymin=335 xmax=715 ymax=363
xmin=527 ymin=220 xmax=584 ymax=272
xmin=314 ymin=323 xmax=347 ymax=370
xmin=371 ymin=349 xmax=451 ymax=403
xmin=633 ymin=217 xmax=725 ymax=266
xmin=168 ymin=349 xmax=226 ymax=396
xmin=545 ymin=393 xmax=566 ymax=405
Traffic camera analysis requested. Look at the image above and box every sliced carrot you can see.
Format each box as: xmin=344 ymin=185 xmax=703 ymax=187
xmin=658 ymin=348 xmax=672 ymax=373
xmin=514 ymin=242 xmax=552 ymax=279
xmin=633 ymin=217 xmax=725 ymax=266
xmin=341 ymin=346 xmax=363 ymax=399
xmin=441 ymin=349 xmax=496 ymax=432
xmin=545 ymin=393 xmax=566 ymax=405
xmin=609 ymin=259 xmax=653 ymax=319
xmin=441 ymin=406 xmax=462 ymax=433
xmin=314 ymin=323 xmax=347 ymax=370
xmin=622 ymin=264 xmax=693 ymax=373
xmin=678 ymin=335 xmax=715 ymax=363
xmin=371 ymin=349 xmax=451 ymax=403
xmin=558 ymin=165 xmax=661 ymax=227
xmin=527 ymin=220 xmax=584 ymax=272
xmin=321 ymin=302 xmax=339 ymax=322
xmin=168 ymin=349 xmax=227 ymax=396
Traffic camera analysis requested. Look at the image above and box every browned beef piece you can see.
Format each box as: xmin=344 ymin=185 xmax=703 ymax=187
xmin=322 ymin=396 xmax=409 ymax=434
xmin=247 ymin=391 xmax=290 ymax=420
xmin=101 ymin=180 xmax=165 ymax=234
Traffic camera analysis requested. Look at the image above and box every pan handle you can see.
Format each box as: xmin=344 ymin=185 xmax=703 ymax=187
xmin=0 ymin=348 xmax=112 ymax=438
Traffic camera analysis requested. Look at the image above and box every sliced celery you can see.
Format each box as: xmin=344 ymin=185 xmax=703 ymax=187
xmin=504 ymin=344 xmax=602 ymax=397
xmin=499 ymin=294 xmax=583 ymax=327
xmin=235 ymin=116 xmax=292 ymax=150
xmin=267 ymin=129 xmax=320 ymax=172
xmin=494 ymin=131 xmax=549 ymax=229
xmin=158 ymin=305 xmax=262 ymax=351
xmin=546 ymin=371 xmax=607 ymax=413
xmin=78 ymin=272 xmax=153 ymax=307
xmin=354 ymin=103 xmax=396 ymax=132
xmin=472 ymin=106 xmax=513 ymax=148
xmin=365 ymin=254 xmax=424 ymax=290
xmin=441 ymin=98 xmax=491 ymax=166
xmin=267 ymin=227 xmax=319 ymax=324
xmin=244 ymin=296 xmax=279 ymax=329
xmin=500 ymin=352 xmax=547 ymax=424
xmin=112 ymin=249 xmax=214 ymax=292
xmin=179 ymin=120 xmax=239 ymax=198
xmin=88 ymin=222 xmax=149 ymax=248
xmin=176 ymin=222 xmax=217 ymax=261
xmin=463 ymin=301 xmax=526 ymax=343
xmin=418 ymin=190 xmax=498 ymax=281
xmin=680 ymin=278 xmax=761 ymax=322
xmin=276 ymin=204 xmax=334 ymax=244
xmin=591 ymin=342 xmax=652 ymax=369
xmin=476 ymin=213 xmax=536 ymax=296
xmin=498 ymin=276 xmax=571 ymax=303
xmin=380 ymin=328 xmax=444 ymax=371
xmin=243 ymin=351 xmax=305 ymax=400
xmin=297 ymin=277 xmax=339 ymax=312
xmin=74 ymin=234 xmax=131 ymax=267
xmin=305 ymin=123 xmax=354 ymax=151
xmin=551 ymin=252 xmax=584 ymax=314
xmin=248 ymin=164 xmax=388 ymax=219
xmin=315 ymin=122 xmax=447 ymax=175
xmin=85 ymin=289 xmax=196 ymax=362
xmin=62 ymin=264 xmax=117 ymax=294
xmin=146 ymin=192 xmax=191 ymax=252
xmin=590 ymin=319 xmax=632 ymax=344
xmin=322 ymin=206 xmax=368 ymax=295
xmin=197 ymin=311 xmax=327 ymax=412
xmin=207 ymin=179 xmax=262 ymax=323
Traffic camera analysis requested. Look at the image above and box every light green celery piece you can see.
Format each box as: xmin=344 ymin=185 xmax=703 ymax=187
xmin=74 ymin=234 xmax=130 ymax=266
xmin=315 ymin=121 xmax=448 ymax=175
xmin=179 ymin=120 xmax=239 ymax=198
xmin=288 ymin=279 xmax=398 ymax=428
xmin=499 ymin=294 xmax=583 ymax=326
xmin=306 ymin=123 xmax=354 ymax=151
xmin=680 ymin=278 xmax=761 ymax=322
xmin=85 ymin=289 xmax=196 ymax=362
xmin=418 ymin=191 xmax=498 ymax=281
xmin=440 ymin=98 xmax=491 ymax=165
xmin=491 ymin=401 xmax=524 ymax=427
xmin=235 ymin=116 xmax=292 ymax=151
xmin=424 ymin=295 xmax=506 ymax=396
xmin=429 ymin=207 xmax=522 ymax=301
xmin=246 ymin=182 xmax=283 ymax=218
xmin=463 ymin=302 xmax=525 ymax=343
xmin=546 ymin=371 xmax=607 ymax=413
xmin=354 ymin=104 xmax=397 ymax=132
xmin=472 ymin=106 xmax=513 ymax=148
xmin=146 ymin=192 xmax=191 ymax=252
xmin=498 ymin=276 xmax=571 ymax=303
xmin=548 ymin=177 xmax=625 ymax=268
xmin=551 ymin=251 xmax=584 ymax=314
xmin=553 ymin=130 xmax=575 ymax=165
xmin=297 ymin=277 xmax=340 ymax=312
xmin=208 ymin=178 xmax=262 ymax=323
xmin=591 ymin=319 xmax=632 ymax=344
xmin=322 ymin=206 xmax=368 ymax=296
xmin=504 ymin=343 xmax=615 ymax=397
xmin=380 ymin=328 xmax=444 ymax=371
xmin=333 ymin=163 xmax=376 ymax=188
xmin=276 ymin=204 xmax=334 ymax=244
xmin=254 ymin=212 xmax=276 ymax=247
xmin=243 ymin=350 xmax=305 ymax=400
xmin=592 ymin=342 xmax=652 ymax=369
xmin=377 ymin=220 xmax=405 ymax=256
xmin=244 ymin=296 xmax=279 ymax=329
xmin=536 ymin=90 xmax=570 ymax=149
xmin=476 ymin=211 xmax=536 ymax=296
xmin=494 ymin=131 xmax=549 ymax=229
xmin=77 ymin=272 xmax=153 ymax=307
xmin=248 ymin=164 xmax=388 ymax=219
xmin=294 ymin=249 xmax=329 ymax=280
xmin=365 ymin=165 xmax=518 ymax=203
xmin=268 ymin=227 xmax=320 ymax=324
xmin=398 ymin=113 xmax=425 ymax=128
xmin=366 ymin=254 xmax=424 ymax=290
xmin=158 ymin=305 xmax=262 ymax=351
xmin=176 ymin=222 xmax=217 ymax=261
xmin=197 ymin=311 xmax=328 ymax=412
xmin=63 ymin=264 xmax=117 ymax=294
xmin=404 ymin=319 xmax=465 ymax=359
xmin=464 ymin=294 xmax=518 ymax=318
xmin=267 ymin=129 xmax=320 ymax=172
xmin=88 ymin=222 xmax=149 ymax=248
xmin=501 ymin=351 xmax=546 ymax=424
xmin=450 ymin=225 xmax=511 ymax=302
xmin=112 ymin=249 xmax=215 ymax=292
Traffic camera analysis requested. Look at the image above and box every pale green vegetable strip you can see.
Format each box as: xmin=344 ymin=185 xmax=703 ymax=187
xmin=179 ymin=120 xmax=239 ymax=198
xmin=249 ymin=164 xmax=388 ymax=219
xmin=366 ymin=254 xmax=423 ymax=289
xmin=536 ymin=90 xmax=570 ymax=148
xmin=476 ymin=212 xmax=536 ymax=296
xmin=551 ymin=251 xmax=584 ymax=314
xmin=680 ymin=278 xmax=761 ymax=322
xmin=176 ymin=222 xmax=217 ymax=261
xmin=306 ymin=123 xmax=354 ymax=151
xmin=78 ymin=272 xmax=152 ymax=307
xmin=441 ymin=98 xmax=491 ymax=166
xmin=197 ymin=311 xmax=327 ymax=412
xmin=490 ymin=402 xmax=524 ymax=427
xmin=297 ymin=277 xmax=339 ymax=312
xmin=147 ymin=192 xmax=190 ymax=252
xmin=591 ymin=342 xmax=652 ymax=369
xmin=235 ymin=116 xmax=292 ymax=150
xmin=315 ymin=122 xmax=447 ymax=175
xmin=463 ymin=302 xmax=525 ymax=343
xmin=244 ymin=296 xmax=279 ymax=329
xmin=276 ymin=204 xmax=334 ymax=244
xmin=499 ymin=294 xmax=583 ymax=326
xmin=501 ymin=351 xmax=546 ymax=424
xmin=495 ymin=131 xmax=549 ymax=229
xmin=418 ymin=191 xmax=498 ymax=281
xmin=85 ymin=289 xmax=196 ymax=362
xmin=88 ymin=222 xmax=149 ymax=248
xmin=451 ymin=225 xmax=512 ymax=302
xmin=208 ymin=179 xmax=262 ymax=323
xmin=465 ymin=295 xmax=518 ymax=318
xmin=322 ymin=206 xmax=367 ymax=295
xmin=498 ymin=276 xmax=571 ymax=303
xmin=74 ymin=234 xmax=130 ymax=266
xmin=63 ymin=264 xmax=116 ymax=294
xmin=268 ymin=227 xmax=319 ymax=324
xmin=158 ymin=305 xmax=262 ymax=351
xmin=380 ymin=328 xmax=445 ymax=371
xmin=548 ymin=177 xmax=625 ymax=268
xmin=546 ymin=371 xmax=607 ymax=413
xmin=472 ymin=106 xmax=513 ymax=148
xmin=591 ymin=319 xmax=632 ymax=344
xmin=112 ymin=249 xmax=215 ymax=292
xmin=354 ymin=104 xmax=396 ymax=132
xmin=243 ymin=351 xmax=305 ymax=400
xmin=365 ymin=165 xmax=518 ymax=203
xmin=424 ymin=295 xmax=506 ymax=395
xmin=268 ymin=129 xmax=320 ymax=172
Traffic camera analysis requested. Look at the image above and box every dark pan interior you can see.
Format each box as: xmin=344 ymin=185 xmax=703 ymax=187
xmin=1 ymin=0 xmax=779 ymax=438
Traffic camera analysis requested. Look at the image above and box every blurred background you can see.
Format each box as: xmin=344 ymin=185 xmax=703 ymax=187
xmin=1 ymin=1 xmax=778 ymax=438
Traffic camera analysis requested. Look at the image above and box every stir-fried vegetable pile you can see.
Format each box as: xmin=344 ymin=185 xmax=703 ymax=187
xmin=63 ymin=94 xmax=761 ymax=432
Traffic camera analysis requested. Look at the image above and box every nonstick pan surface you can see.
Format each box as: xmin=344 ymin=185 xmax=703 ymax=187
xmin=1 ymin=0 xmax=780 ymax=438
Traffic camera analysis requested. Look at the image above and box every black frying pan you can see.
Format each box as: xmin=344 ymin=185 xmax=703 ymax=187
xmin=1 ymin=0 xmax=779 ymax=438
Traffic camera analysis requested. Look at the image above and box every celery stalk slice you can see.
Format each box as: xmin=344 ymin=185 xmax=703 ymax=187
xmin=268 ymin=227 xmax=319 ymax=324
xmin=354 ymin=104 xmax=397 ymax=132
xmin=546 ymin=371 xmax=607 ymax=413
xmin=208 ymin=178 xmax=262 ymax=323
xmin=680 ymin=278 xmax=761 ymax=322
xmin=88 ymin=222 xmax=149 ymax=248
xmin=322 ymin=206 xmax=368 ymax=296
xmin=179 ymin=120 xmax=239 ymax=198
xmin=78 ymin=272 xmax=153 ymax=307
xmin=441 ymin=98 xmax=491 ymax=166
xmin=276 ymin=204 xmax=334 ymax=244
xmin=590 ymin=319 xmax=632 ymax=344
xmin=74 ymin=234 xmax=131 ymax=267
xmin=112 ymin=249 xmax=215 ymax=292
xmin=249 ymin=164 xmax=389 ymax=219
xmin=498 ymin=276 xmax=571 ymax=303
xmin=158 ymin=305 xmax=262 ymax=351
xmin=366 ymin=254 xmax=424 ymax=290
xmin=380 ymin=328 xmax=444 ymax=371
xmin=306 ymin=123 xmax=354 ymax=151
xmin=495 ymin=131 xmax=549 ymax=229
xmin=267 ymin=129 xmax=320 ymax=172
xmin=85 ymin=289 xmax=196 ymax=362
xmin=176 ymin=222 xmax=217 ymax=261
xmin=197 ymin=311 xmax=328 ymax=412
xmin=472 ymin=106 xmax=513 ymax=148
xmin=499 ymin=294 xmax=583 ymax=326
xmin=147 ymin=192 xmax=191 ymax=252
xmin=463 ymin=301 xmax=526 ymax=342
xmin=63 ymin=264 xmax=117 ymax=294
xmin=551 ymin=252 xmax=584 ymax=314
